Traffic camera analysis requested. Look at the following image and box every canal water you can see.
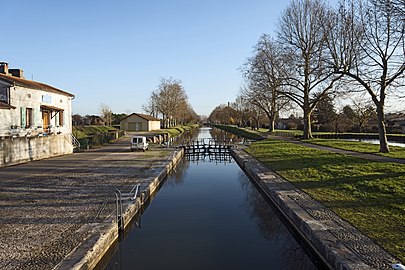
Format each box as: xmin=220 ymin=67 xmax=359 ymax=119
xmin=346 ymin=138 xmax=405 ymax=148
xmin=97 ymin=127 xmax=319 ymax=270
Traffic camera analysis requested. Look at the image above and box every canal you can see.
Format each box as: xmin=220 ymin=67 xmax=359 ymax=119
xmin=96 ymin=127 xmax=320 ymax=270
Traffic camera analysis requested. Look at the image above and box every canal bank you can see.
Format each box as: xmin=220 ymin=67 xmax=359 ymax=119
xmin=96 ymin=127 xmax=321 ymax=270
xmin=54 ymin=148 xmax=183 ymax=270
xmin=231 ymin=147 xmax=399 ymax=270
xmin=0 ymin=136 xmax=183 ymax=270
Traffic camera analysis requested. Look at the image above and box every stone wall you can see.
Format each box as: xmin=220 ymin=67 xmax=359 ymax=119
xmin=0 ymin=135 xmax=73 ymax=167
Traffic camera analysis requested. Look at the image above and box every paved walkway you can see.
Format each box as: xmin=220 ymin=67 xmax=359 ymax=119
xmin=266 ymin=134 xmax=405 ymax=164
xmin=0 ymin=137 xmax=174 ymax=270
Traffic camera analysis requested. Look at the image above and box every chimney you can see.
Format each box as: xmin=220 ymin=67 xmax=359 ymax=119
xmin=0 ymin=62 xmax=9 ymax=75
xmin=9 ymin=69 xmax=24 ymax=79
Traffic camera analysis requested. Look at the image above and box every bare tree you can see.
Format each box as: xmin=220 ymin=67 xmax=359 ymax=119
xmin=278 ymin=0 xmax=342 ymax=139
xmin=144 ymin=77 xmax=198 ymax=127
xmin=327 ymin=0 xmax=405 ymax=152
xmin=208 ymin=104 xmax=238 ymax=125
xmin=142 ymin=90 xmax=160 ymax=118
xmin=99 ymin=103 xmax=112 ymax=126
xmin=233 ymin=96 xmax=253 ymax=127
xmin=242 ymin=35 xmax=290 ymax=132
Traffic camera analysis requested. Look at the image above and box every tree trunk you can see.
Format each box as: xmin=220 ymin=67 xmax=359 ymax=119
xmin=303 ymin=107 xmax=312 ymax=139
xmin=376 ymin=104 xmax=389 ymax=153
xmin=267 ymin=112 xmax=275 ymax=132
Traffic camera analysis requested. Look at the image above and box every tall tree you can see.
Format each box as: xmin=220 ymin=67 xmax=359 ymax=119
xmin=144 ymin=77 xmax=190 ymax=128
xmin=327 ymin=0 xmax=405 ymax=152
xmin=142 ymin=90 xmax=160 ymax=118
xmin=278 ymin=0 xmax=342 ymax=139
xmin=242 ymin=35 xmax=290 ymax=132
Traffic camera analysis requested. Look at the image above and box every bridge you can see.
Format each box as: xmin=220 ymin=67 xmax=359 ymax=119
xmin=181 ymin=138 xmax=233 ymax=155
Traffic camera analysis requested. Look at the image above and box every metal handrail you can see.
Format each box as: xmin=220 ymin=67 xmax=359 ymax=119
xmin=93 ymin=196 xmax=111 ymax=223
xmin=69 ymin=133 xmax=81 ymax=149
xmin=120 ymin=184 xmax=141 ymax=200
xmin=93 ymin=184 xmax=142 ymax=232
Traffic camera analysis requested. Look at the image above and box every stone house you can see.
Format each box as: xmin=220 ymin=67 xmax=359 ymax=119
xmin=120 ymin=113 xmax=160 ymax=131
xmin=0 ymin=62 xmax=75 ymax=167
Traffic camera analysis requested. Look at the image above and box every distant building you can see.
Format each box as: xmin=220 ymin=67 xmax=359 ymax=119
xmin=276 ymin=117 xmax=303 ymax=130
xmin=120 ymin=113 xmax=160 ymax=131
xmin=0 ymin=62 xmax=75 ymax=167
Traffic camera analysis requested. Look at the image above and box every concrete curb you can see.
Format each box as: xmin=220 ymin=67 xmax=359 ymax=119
xmin=53 ymin=149 xmax=184 ymax=270
xmin=231 ymin=148 xmax=399 ymax=270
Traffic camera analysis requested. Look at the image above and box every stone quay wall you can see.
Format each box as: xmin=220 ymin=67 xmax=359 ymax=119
xmin=231 ymin=148 xmax=398 ymax=270
xmin=0 ymin=135 xmax=73 ymax=167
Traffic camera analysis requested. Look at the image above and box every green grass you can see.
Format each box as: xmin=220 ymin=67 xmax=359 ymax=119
xmin=159 ymin=124 xmax=199 ymax=137
xmin=73 ymin=125 xmax=117 ymax=137
xmin=306 ymin=139 xmax=405 ymax=159
xmin=213 ymin=125 xmax=263 ymax=140
xmin=246 ymin=139 xmax=405 ymax=262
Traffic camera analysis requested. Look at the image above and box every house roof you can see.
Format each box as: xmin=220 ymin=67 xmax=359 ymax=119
xmin=0 ymin=73 xmax=74 ymax=97
xmin=121 ymin=113 xmax=160 ymax=122
xmin=0 ymin=101 xmax=16 ymax=109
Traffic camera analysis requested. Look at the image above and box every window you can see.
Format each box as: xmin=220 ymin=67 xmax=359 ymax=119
xmin=0 ymin=86 xmax=10 ymax=104
xmin=26 ymin=108 xmax=33 ymax=128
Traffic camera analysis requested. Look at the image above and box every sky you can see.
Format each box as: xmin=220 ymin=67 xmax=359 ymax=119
xmin=2 ymin=0 xmax=347 ymax=117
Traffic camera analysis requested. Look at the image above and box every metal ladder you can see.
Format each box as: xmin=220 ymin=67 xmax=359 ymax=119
xmin=94 ymin=184 xmax=141 ymax=232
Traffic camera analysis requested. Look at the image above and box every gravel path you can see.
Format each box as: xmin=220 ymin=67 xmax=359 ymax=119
xmin=0 ymin=137 xmax=173 ymax=270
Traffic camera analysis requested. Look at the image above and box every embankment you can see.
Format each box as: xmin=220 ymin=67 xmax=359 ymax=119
xmin=231 ymin=148 xmax=398 ymax=270
xmin=53 ymin=148 xmax=184 ymax=270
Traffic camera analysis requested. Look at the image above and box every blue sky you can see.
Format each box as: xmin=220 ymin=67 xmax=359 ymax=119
xmin=3 ymin=0 xmax=341 ymax=117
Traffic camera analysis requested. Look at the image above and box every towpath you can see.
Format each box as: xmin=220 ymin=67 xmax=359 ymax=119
xmin=0 ymin=136 xmax=174 ymax=270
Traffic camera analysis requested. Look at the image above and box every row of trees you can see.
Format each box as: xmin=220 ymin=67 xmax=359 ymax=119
xmin=208 ymin=97 xmax=381 ymax=133
xmin=143 ymin=78 xmax=199 ymax=127
xmin=73 ymin=78 xmax=199 ymax=128
xmin=72 ymin=111 xmax=127 ymax=126
xmin=228 ymin=0 xmax=404 ymax=153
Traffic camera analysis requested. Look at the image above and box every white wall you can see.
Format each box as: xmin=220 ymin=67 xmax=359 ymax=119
xmin=0 ymin=85 xmax=73 ymax=135
xmin=148 ymin=121 xmax=161 ymax=131
xmin=0 ymin=135 xmax=73 ymax=167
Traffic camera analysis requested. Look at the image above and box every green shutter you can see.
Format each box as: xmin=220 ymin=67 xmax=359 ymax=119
xmin=20 ymin=107 xmax=26 ymax=128
xmin=33 ymin=107 xmax=39 ymax=127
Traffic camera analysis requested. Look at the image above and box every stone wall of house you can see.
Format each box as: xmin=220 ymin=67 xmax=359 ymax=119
xmin=0 ymin=135 xmax=73 ymax=167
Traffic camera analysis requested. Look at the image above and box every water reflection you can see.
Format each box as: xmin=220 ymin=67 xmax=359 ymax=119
xmin=239 ymin=171 xmax=317 ymax=270
xmin=185 ymin=152 xmax=232 ymax=164
xmin=97 ymin=127 xmax=319 ymax=270
xmin=164 ymin=159 xmax=189 ymax=187
xmin=346 ymin=138 xmax=405 ymax=148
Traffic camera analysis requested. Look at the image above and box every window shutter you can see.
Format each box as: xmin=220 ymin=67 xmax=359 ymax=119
xmin=60 ymin=111 xmax=64 ymax=126
xmin=20 ymin=107 xmax=26 ymax=128
xmin=55 ymin=113 xmax=59 ymax=127
xmin=33 ymin=107 xmax=39 ymax=127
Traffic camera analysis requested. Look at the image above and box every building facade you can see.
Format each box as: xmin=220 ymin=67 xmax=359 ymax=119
xmin=0 ymin=62 xmax=75 ymax=167
xmin=120 ymin=113 xmax=161 ymax=131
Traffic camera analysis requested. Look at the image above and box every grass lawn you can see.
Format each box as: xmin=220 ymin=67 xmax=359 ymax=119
xmin=158 ymin=124 xmax=199 ymax=137
xmin=246 ymin=139 xmax=405 ymax=262
xmin=213 ymin=125 xmax=263 ymax=140
xmin=306 ymin=139 xmax=405 ymax=159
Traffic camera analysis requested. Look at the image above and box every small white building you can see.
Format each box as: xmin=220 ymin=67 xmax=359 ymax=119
xmin=120 ymin=113 xmax=161 ymax=131
xmin=0 ymin=62 xmax=75 ymax=167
